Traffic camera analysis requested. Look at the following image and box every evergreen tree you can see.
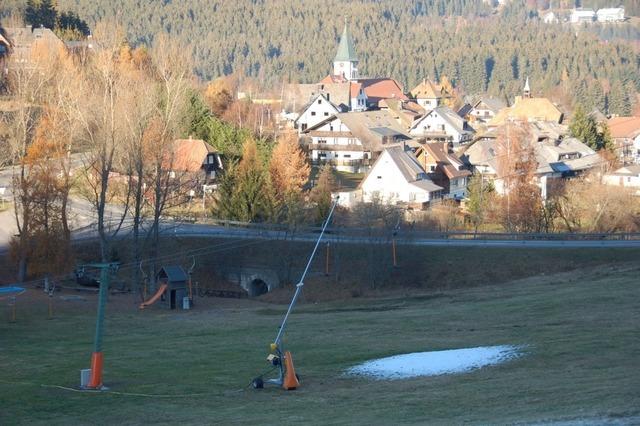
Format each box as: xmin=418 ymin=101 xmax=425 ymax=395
xmin=466 ymin=174 xmax=494 ymax=233
xmin=25 ymin=0 xmax=57 ymax=29
xmin=569 ymin=105 xmax=612 ymax=151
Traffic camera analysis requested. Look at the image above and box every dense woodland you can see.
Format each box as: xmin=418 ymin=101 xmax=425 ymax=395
xmin=1 ymin=0 xmax=637 ymax=114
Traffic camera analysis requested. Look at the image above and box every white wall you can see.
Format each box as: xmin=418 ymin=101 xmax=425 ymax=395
xmin=410 ymin=111 xmax=468 ymax=144
xmin=361 ymin=151 xmax=431 ymax=204
xmin=297 ymin=95 xmax=339 ymax=133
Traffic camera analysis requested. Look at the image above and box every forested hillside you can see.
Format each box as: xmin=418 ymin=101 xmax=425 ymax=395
xmin=2 ymin=1 xmax=639 ymax=113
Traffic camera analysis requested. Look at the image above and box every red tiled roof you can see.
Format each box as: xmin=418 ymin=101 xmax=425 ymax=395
xmin=321 ymin=74 xmax=349 ymax=84
xmin=170 ymin=138 xmax=217 ymax=172
xmin=350 ymin=81 xmax=362 ymax=98
xmin=607 ymin=116 xmax=640 ymax=139
xmin=360 ymin=78 xmax=407 ymax=104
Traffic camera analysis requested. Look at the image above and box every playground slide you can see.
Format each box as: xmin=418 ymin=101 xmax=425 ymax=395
xmin=139 ymin=284 xmax=168 ymax=309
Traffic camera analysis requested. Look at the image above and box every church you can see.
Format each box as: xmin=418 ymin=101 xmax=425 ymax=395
xmin=289 ymin=23 xmax=408 ymax=133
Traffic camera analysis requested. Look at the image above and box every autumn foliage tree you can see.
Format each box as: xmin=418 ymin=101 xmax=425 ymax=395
xmin=268 ymin=132 xmax=310 ymax=224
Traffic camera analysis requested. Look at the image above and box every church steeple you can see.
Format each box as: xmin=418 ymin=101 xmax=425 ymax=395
xmin=523 ymin=76 xmax=531 ymax=98
xmin=333 ymin=21 xmax=359 ymax=80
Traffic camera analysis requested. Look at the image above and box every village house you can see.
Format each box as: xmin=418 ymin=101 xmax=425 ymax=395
xmin=489 ymin=79 xmax=563 ymax=127
xmin=603 ymin=164 xmax=640 ymax=193
xmin=3 ymin=25 xmax=65 ymax=69
xmin=413 ymin=142 xmax=472 ymax=200
xmin=571 ymin=8 xmax=596 ymax=23
xmin=359 ymin=145 xmax=443 ymax=206
xmin=597 ymin=7 xmax=625 ymax=22
xmin=378 ymin=98 xmax=424 ymax=129
xmin=409 ymin=105 xmax=475 ymax=147
xmin=469 ymin=97 xmax=506 ymax=123
xmin=294 ymin=93 xmax=343 ymax=133
xmin=169 ymin=138 xmax=223 ymax=186
xmin=462 ymin=133 xmax=603 ymax=198
xmin=607 ymin=116 xmax=640 ymax=165
xmin=301 ymin=109 xmax=412 ymax=173
xmin=409 ymin=79 xmax=443 ymax=110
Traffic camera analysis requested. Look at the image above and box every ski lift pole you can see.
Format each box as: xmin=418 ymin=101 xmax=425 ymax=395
xmin=273 ymin=197 xmax=338 ymax=349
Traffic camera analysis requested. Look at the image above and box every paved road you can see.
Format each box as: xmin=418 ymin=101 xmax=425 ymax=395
xmin=149 ymin=222 xmax=640 ymax=249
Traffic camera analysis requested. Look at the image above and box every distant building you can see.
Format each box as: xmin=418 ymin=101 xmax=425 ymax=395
xmin=169 ymin=138 xmax=223 ymax=185
xmin=301 ymin=110 xmax=412 ymax=173
xmin=3 ymin=26 xmax=65 ymax=68
xmin=603 ymin=164 xmax=640 ymax=192
xmin=414 ymin=142 xmax=471 ymax=200
xmin=409 ymin=106 xmax=475 ymax=147
xmin=489 ymin=80 xmax=563 ymax=126
xmin=332 ymin=23 xmax=359 ymax=81
xmin=570 ymin=8 xmax=596 ymax=23
xmin=360 ymin=146 xmax=443 ymax=206
xmin=607 ymin=116 xmax=640 ymax=164
xmin=469 ymin=97 xmax=507 ymax=123
xmin=410 ymin=79 xmax=443 ymax=110
xmin=596 ymin=7 xmax=625 ymax=22
xmin=542 ymin=11 xmax=559 ymax=24
xmin=294 ymin=93 xmax=343 ymax=133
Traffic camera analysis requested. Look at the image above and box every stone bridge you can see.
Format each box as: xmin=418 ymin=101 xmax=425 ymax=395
xmin=225 ymin=266 xmax=281 ymax=297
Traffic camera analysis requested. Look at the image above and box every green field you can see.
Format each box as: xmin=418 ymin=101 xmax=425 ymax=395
xmin=1 ymin=260 xmax=639 ymax=425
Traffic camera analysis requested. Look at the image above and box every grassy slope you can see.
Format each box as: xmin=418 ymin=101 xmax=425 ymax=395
xmin=1 ymin=262 xmax=639 ymax=425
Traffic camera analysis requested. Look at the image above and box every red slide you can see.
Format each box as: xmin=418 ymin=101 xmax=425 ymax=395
xmin=139 ymin=284 xmax=168 ymax=309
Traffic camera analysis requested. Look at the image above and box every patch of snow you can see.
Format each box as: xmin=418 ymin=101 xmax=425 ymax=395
xmin=348 ymin=345 xmax=522 ymax=380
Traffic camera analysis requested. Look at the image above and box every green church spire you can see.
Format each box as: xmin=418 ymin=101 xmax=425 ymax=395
xmin=334 ymin=22 xmax=358 ymax=63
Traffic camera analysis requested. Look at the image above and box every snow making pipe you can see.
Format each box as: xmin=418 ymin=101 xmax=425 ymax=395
xmin=273 ymin=196 xmax=339 ymax=348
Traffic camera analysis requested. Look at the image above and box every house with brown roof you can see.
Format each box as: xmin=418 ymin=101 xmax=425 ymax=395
xmin=378 ymin=98 xmax=424 ymax=129
xmin=301 ymin=110 xmax=412 ymax=173
xmin=169 ymin=138 xmax=223 ymax=185
xmin=414 ymin=142 xmax=471 ymax=200
xmin=3 ymin=26 xmax=65 ymax=69
xmin=359 ymin=145 xmax=443 ymax=207
xmin=410 ymin=79 xmax=444 ymax=110
xmin=488 ymin=96 xmax=563 ymax=127
xmin=607 ymin=116 xmax=640 ymax=164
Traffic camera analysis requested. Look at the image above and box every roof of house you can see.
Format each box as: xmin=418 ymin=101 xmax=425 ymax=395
xmin=418 ymin=143 xmax=472 ymax=180
xmin=607 ymin=116 xmax=640 ymax=139
xmin=334 ymin=24 xmax=358 ymax=63
xmin=489 ymin=96 xmax=563 ymax=126
xmin=457 ymin=103 xmax=473 ymax=117
xmin=379 ymin=98 xmax=424 ymax=128
xmin=304 ymin=110 xmax=412 ymax=152
xmin=4 ymin=26 xmax=64 ymax=60
xmin=171 ymin=138 xmax=218 ymax=172
xmin=607 ymin=164 xmax=640 ymax=176
xmin=473 ymin=97 xmax=506 ymax=113
xmin=296 ymin=92 xmax=341 ymax=118
xmin=363 ymin=146 xmax=442 ymax=193
xmin=462 ymin=136 xmax=602 ymax=175
xmin=411 ymin=106 xmax=472 ymax=135
xmin=156 ymin=265 xmax=188 ymax=282
xmin=359 ymin=78 xmax=407 ymax=106
xmin=410 ymin=79 xmax=442 ymax=99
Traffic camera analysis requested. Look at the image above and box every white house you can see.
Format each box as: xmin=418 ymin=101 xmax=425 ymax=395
xmin=571 ymin=8 xmax=596 ymax=23
xmin=302 ymin=110 xmax=412 ymax=173
xmin=410 ymin=79 xmax=443 ymax=110
xmin=542 ymin=11 xmax=559 ymax=24
xmin=360 ymin=146 xmax=443 ymax=206
xmin=469 ymin=97 xmax=506 ymax=123
xmin=295 ymin=93 xmax=342 ymax=133
xmin=607 ymin=116 xmax=640 ymax=164
xmin=597 ymin=7 xmax=625 ymax=22
xmin=409 ymin=106 xmax=474 ymax=147
xmin=603 ymin=165 xmax=640 ymax=193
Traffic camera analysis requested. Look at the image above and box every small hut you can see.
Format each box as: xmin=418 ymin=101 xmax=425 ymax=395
xmin=156 ymin=266 xmax=188 ymax=309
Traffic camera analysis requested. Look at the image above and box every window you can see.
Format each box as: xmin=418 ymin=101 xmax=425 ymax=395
xmin=318 ymin=139 xmax=327 ymax=144
xmin=319 ymin=153 xmax=327 ymax=158
xmin=324 ymin=112 xmax=329 ymax=116
xmin=377 ymin=176 xmax=382 ymax=179
xmin=301 ymin=123 xmax=307 ymax=131
xmin=343 ymin=154 xmax=351 ymax=158
xmin=311 ymin=111 xmax=316 ymax=116
xmin=317 ymin=99 xmax=322 ymax=104
xmin=429 ymin=165 xmax=436 ymax=172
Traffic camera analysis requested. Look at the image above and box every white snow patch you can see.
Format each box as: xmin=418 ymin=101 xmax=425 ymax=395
xmin=348 ymin=345 xmax=522 ymax=380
